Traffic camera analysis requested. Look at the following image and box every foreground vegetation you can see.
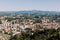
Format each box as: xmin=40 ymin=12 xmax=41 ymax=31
xmin=0 ymin=33 xmax=10 ymax=40
xmin=10 ymin=28 xmax=60 ymax=40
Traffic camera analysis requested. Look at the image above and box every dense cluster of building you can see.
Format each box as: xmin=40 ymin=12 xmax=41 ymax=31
xmin=0 ymin=16 xmax=60 ymax=36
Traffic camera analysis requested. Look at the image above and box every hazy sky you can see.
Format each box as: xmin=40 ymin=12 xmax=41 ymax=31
xmin=0 ymin=0 xmax=60 ymax=11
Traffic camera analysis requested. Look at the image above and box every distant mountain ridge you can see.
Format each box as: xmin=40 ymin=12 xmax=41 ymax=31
xmin=0 ymin=10 xmax=60 ymax=15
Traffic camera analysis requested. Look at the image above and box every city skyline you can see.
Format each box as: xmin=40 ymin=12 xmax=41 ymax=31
xmin=0 ymin=0 xmax=60 ymax=11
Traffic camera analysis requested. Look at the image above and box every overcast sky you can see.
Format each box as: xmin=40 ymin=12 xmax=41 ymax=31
xmin=0 ymin=0 xmax=60 ymax=11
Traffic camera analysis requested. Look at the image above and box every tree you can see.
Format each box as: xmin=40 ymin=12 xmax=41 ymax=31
xmin=0 ymin=20 xmax=2 ymax=24
xmin=10 ymin=28 xmax=60 ymax=40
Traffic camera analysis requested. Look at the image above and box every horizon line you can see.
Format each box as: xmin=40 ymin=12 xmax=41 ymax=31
xmin=0 ymin=10 xmax=60 ymax=12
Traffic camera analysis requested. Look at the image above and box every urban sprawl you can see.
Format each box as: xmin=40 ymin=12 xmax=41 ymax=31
xmin=0 ymin=11 xmax=60 ymax=40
